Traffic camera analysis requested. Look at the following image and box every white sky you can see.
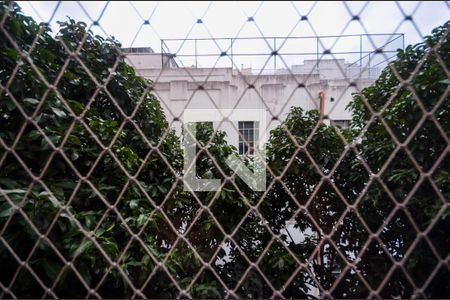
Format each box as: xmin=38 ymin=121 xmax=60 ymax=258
xmin=16 ymin=1 xmax=450 ymax=69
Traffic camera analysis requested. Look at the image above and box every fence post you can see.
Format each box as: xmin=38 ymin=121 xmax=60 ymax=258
xmin=195 ymin=39 xmax=198 ymax=68
xmin=160 ymin=40 xmax=164 ymax=69
xmin=360 ymin=35 xmax=362 ymax=67
xmin=230 ymin=38 xmax=233 ymax=69
xmin=274 ymin=37 xmax=277 ymax=71
xmin=316 ymin=37 xmax=319 ymax=72
xmin=402 ymin=33 xmax=405 ymax=51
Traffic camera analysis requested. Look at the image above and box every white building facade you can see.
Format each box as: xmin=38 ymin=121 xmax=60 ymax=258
xmin=125 ymin=47 xmax=378 ymax=154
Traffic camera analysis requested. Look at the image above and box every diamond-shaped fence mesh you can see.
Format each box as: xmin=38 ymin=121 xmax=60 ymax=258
xmin=0 ymin=1 xmax=449 ymax=299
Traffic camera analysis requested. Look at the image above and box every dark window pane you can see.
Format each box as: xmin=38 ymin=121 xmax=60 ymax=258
xmin=238 ymin=121 xmax=257 ymax=155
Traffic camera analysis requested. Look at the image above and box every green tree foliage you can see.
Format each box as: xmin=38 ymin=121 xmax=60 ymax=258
xmin=0 ymin=1 xmax=184 ymax=297
xmin=0 ymin=1 xmax=449 ymax=298
xmin=260 ymin=20 xmax=450 ymax=298
xmin=346 ymin=20 xmax=450 ymax=298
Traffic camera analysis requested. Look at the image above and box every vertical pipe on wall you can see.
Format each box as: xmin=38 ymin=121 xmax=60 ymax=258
xmin=319 ymin=91 xmax=325 ymax=118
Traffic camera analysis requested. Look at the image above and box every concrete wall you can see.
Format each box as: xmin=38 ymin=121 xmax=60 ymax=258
xmin=125 ymin=54 xmax=376 ymax=150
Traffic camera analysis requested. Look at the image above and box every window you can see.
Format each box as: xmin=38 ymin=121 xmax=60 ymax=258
xmin=332 ymin=119 xmax=350 ymax=128
xmin=238 ymin=121 xmax=258 ymax=155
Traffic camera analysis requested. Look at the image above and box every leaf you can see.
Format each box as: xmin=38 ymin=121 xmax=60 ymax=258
xmin=0 ymin=203 xmax=14 ymax=217
xmin=51 ymin=106 xmax=67 ymax=118
xmin=4 ymin=98 xmax=16 ymax=111
xmin=38 ymin=191 xmax=61 ymax=208
xmin=157 ymin=185 xmax=168 ymax=194
xmin=0 ymin=189 xmax=27 ymax=194
xmin=129 ymin=199 xmax=139 ymax=209
xmin=95 ymin=227 xmax=106 ymax=237
xmin=203 ymin=221 xmax=212 ymax=231
xmin=27 ymin=130 xmax=41 ymax=141
xmin=100 ymin=237 xmax=119 ymax=258
xmin=84 ymin=214 xmax=95 ymax=229
xmin=126 ymin=261 xmax=142 ymax=267
xmin=71 ymin=151 xmax=79 ymax=161
xmin=150 ymin=188 xmax=157 ymax=198
xmin=23 ymin=98 xmax=40 ymax=105
xmin=105 ymin=223 xmax=115 ymax=232
xmin=41 ymin=135 xmax=60 ymax=150
xmin=137 ymin=213 xmax=147 ymax=227
xmin=74 ymin=240 xmax=93 ymax=257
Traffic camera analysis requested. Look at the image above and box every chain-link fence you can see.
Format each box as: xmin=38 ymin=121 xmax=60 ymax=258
xmin=0 ymin=1 xmax=449 ymax=299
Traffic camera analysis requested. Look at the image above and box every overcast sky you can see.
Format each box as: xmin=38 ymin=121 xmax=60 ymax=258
xmin=16 ymin=1 xmax=450 ymax=69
